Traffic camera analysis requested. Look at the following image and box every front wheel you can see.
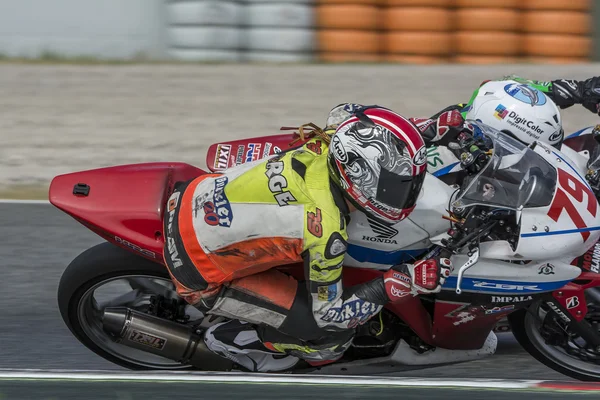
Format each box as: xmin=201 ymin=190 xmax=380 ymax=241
xmin=57 ymin=242 xmax=204 ymax=370
xmin=509 ymin=290 xmax=600 ymax=381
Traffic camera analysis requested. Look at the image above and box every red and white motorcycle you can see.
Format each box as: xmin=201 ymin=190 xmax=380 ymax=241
xmin=53 ymin=121 xmax=600 ymax=381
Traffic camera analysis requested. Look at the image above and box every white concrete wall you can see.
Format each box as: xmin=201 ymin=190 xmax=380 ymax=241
xmin=0 ymin=0 xmax=165 ymax=59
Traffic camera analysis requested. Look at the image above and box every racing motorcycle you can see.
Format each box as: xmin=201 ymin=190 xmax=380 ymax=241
xmin=54 ymin=121 xmax=600 ymax=381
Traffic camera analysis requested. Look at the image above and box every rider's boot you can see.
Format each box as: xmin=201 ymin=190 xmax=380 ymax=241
xmin=203 ymin=319 xmax=353 ymax=372
xmin=203 ymin=320 xmax=300 ymax=372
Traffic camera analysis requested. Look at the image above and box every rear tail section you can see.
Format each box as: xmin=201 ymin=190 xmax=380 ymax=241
xmin=49 ymin=162 xmax=206 ymax=262
xmin=206 ymin=132 xmax=309 ymax=173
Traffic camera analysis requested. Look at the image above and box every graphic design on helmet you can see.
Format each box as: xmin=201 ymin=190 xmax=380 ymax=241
xmin=466 ymin=80 xmax=563 ymax=148
xmin=504 ymin=83 xmax=547 ymax=106
xmin=328 ymin=107 xmax=426 ymax=225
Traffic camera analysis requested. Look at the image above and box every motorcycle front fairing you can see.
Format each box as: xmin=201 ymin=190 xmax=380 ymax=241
xmin=344 ymin=172 xmax=456 ymax=269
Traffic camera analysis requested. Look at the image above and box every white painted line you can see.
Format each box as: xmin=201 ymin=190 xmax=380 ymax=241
xmin=0 ymin=199 xmax=49 ymax=204
xmin=0 ymin=369 xmax=542 ymax=389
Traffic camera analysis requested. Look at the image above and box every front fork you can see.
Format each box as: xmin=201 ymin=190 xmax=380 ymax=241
xmin=545 ymin=273 xmax=600 ymax=347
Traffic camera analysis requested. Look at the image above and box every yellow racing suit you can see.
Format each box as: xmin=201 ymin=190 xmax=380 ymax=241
xmin=163 ymin=138 xmax=389 ymax=366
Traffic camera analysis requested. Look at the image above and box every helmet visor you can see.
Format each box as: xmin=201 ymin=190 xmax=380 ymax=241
xmin=375 ymin=166 xmax=425 ymax=211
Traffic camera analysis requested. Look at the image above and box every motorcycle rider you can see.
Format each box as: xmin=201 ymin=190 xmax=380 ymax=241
xmin=325 ymin=77 xmax=600 ymax=175
xmin=163 ymin=106 xmax=452 ymax=372
xmin=406 ymin=76 xmax=600 ymax=159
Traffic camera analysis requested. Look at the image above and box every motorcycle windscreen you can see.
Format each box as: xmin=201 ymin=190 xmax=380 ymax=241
xmin=454 ymin=121 xmax=557 ymax=211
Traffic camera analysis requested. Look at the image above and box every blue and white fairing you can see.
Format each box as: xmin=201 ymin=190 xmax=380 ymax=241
xmin=343 ymin=122 xmax=600 ymax=295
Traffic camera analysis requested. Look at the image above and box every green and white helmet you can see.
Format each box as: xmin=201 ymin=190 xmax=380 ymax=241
xmin=463 ymin=79 xmax=563 ymax=147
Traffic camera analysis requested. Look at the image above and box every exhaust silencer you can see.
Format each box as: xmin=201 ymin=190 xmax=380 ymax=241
xmin=102 ymin=307 xmax=232 ymax=370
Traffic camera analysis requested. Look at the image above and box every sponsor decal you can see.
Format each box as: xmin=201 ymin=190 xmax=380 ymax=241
xmin=318 ymin=283 xmax=338 ymax=302
xmin=482 ymin=305 xmax=515 ymax=315
xmin=214 ymin=144 xmax=231 ymax=170
xmin=390 ymin=285 xmax=408 ymax=298
xmin=321 ymin=298 xmax=380 ymax=325
xmin=246 ymin=143 xmax=262 ymax=163
xmin=129 ymin=330 xmax=167 ymax=350
xmin=491 ymin=295 xmax=533 ymax=303
xmin=427 ymin=146 xmax=444 ymax=168
xmin=115 ymin=236 xmax=155 ymax=258
xmin=331 ymin=135 xmax=347 ymax=163
xmin=362 ymin=235 xmax=398 ymax=244
xmin=166 ymin=191 xmax=183 ymax=268
xmin=547 ymin=301 xmax=571 ymax=323
xmin=494 ymin=104 xmax=509 ymax=120
xmin=473 ymin=281 xmax=543 ymax=291
xmin=235 ymin=145 xmax=245 ymax=165
xmin=273 ymin=146 xmax=282 ymax=154
xmin=365 ymin=216 xmax=399 ymax=243
xmin=265 ymin=159 xmax=297 ymax=206
xmin=200 ymin=177 xmax=233 ymax=227
xmin=306 ymin=140 xmax=323 ymax=155
xmin=547 ymin=168 xmax=597 ymax=241
xmin=413 ymin=146 xmax=427 ymax=166
xmin=504 ymin=83 xmax=547 ymax=106
xmin=580 ymin=242 xmax=600 ymax=273
xmin=411 ymin=117 xmax=435 ymax=133
xmin=453 ymin=311 xmax=476 ymax=326
xmin=538 ymin=264 xmax=555 ymax=275
xmin=566 ymin=295 xmax=580 ymax=310
xmin=504 ymin=111 xmax=545 ymax=139
xmin=307 ymin=208 xmax=323 ymax=238
xmin=392 ymin=272 xmax=411 ymax=285
xmin=444 ymin=304 xmax=476 ymax=318
xmin=263 ymin=142 xmax=273 ymax=158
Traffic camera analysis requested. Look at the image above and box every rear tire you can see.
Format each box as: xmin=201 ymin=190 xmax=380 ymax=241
xmin=57 ymin=242 xmax=196 ymax=370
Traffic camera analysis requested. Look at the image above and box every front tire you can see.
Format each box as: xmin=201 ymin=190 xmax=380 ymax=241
xmin=57 ymin=242 xmax=198 ymax=370
xmin=509 ymin=298 xmax=600 ymax=382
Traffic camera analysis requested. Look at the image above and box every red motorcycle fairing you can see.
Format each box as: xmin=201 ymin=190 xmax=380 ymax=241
xmin=564 ymin=240 xmax=600 ymax=321
xmin=49 ymin=162 xmax=206 ymax=262
xmin=342 ymin=267 xmax=505 ymax=350
xmin=206 ymin=132 xmax=310 ymax=173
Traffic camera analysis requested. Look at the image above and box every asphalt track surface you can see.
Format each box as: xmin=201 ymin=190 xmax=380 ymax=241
xmin=0 ymin=201 xmax=569 ymax=381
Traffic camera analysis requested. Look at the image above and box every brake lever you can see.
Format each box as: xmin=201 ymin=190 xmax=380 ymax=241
xmin=455 ymin=246 xmax=479 ymax=295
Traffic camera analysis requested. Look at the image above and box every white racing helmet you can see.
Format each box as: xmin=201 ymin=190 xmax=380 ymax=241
xmin=464 ymin=80 xmax=563 ymax=148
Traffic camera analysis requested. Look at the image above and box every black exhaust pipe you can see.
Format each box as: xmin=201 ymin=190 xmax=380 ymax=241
xmin=102 ymin=307 xmax=233 ymax=370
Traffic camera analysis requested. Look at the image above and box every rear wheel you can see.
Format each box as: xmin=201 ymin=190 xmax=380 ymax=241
xmin=57 ymin=242 xmax=203 ymax=370
xmin=509 ymin=289 xmax=600 ymax=381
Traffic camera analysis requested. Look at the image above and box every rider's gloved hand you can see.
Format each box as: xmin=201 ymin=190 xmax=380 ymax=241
xmin=434 ymin=109 xmax=466 ymax=143
xmin=581 ymin=77 xmax=600 ymax=115
xmin=382 ymin=255 xmax=452 ymax=302
xmin=552 ymin=77 xmax=600 ymax=115
xmin=412 ymin=110 xmax=466 ymax=145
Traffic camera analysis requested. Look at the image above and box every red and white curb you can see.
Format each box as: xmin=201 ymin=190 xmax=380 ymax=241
xmin=0 ymin=370 xmax=598 ymax=391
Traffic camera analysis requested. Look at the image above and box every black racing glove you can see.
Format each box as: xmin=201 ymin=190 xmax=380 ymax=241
xmin=551 ymin=77 xmax=600 ymax=115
